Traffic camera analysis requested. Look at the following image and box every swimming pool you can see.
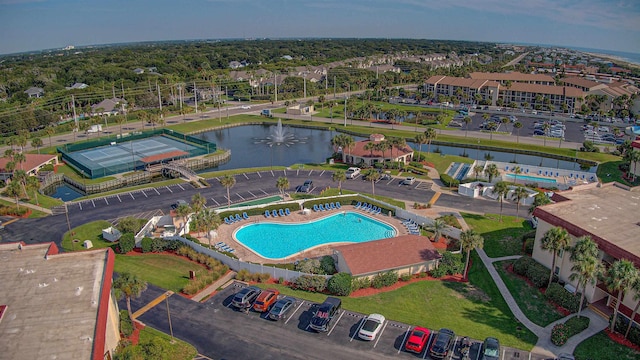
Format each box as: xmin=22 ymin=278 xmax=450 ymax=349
xmin=503 ymin=173 xmax=557 ymax=184
xmin=233 ymin=211 xmax=397 ymax=259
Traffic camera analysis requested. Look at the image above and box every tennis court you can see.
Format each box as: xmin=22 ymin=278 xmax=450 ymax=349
xmin=60 ymin=133 xmax=213 ymax=178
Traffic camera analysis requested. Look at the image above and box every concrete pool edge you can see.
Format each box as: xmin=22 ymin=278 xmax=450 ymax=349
xmin=231 ymin=211 xmax=399 ymax=261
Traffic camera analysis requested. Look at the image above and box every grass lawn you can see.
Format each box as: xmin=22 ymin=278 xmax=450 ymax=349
xmin=25 ymin=190 xmax=64 ymax=208
xmin=258 ymin=252 xmax=536 ymax=350
xmin=0 ymin=198 xmax=50 ymax=218
xmin=421 ymin=152 xmax=474 ymax=173
xmin=597 ymin=160 xmax=639 ymax=186
xmin=61 ymin=220 xmax=116 ymax=251
xmin=122 ymin=326 xmax=198 ymax=360
xmin=494 ymin=260 xmax=564 ymax=327
xmin=55 ymin=164 xmax=117 ymax=184
xmin=461 ymin=213 xmax=533 ymax=258
xmin=114 ymin=254 xmax=206 ymax=293
xmin=574 ymin=331 xmax=640 ymax=360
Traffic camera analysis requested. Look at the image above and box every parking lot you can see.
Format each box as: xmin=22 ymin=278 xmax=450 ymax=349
xmin=213 ymin=283 xmax=552 ymax=360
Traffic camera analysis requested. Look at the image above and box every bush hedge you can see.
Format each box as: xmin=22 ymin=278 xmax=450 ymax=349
xmin=327 ymin=272 xmax=353 ymax=296
xmin=440 ymin=173 xmax=460 ymax=188
xmin=551 ymin=323 xmax=569 ymax=346
xmin=117 ymin=233 xmax=136 ymax=254
xmin=611 ymin=314 xmax=640 ymax=346
xmin=371 ymin=271 xmax=398 ymax=289
xmin=545 ymin=283 xmax=581 ymax=313
xmin=320 ymin=256 xmax=337 ymax=275
xmin=234 ymin=269 xmax=271 ymax=283
xmin=119 ymin=310 xmax=134 ymax=337
xmin=293 ymin=275 xmax=327 ymax=292
xmin=352 ymin=277 xmax=371 ymax=291
xmin=0 ymin=206 xmax=30 ymax=216
xmin=512 ymin=256 xmax=550 ymax=288
xmin=140 ymin=237 xmax=153 ymax=253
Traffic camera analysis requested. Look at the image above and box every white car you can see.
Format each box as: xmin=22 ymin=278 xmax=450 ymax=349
xmin=401 ymin=177 xmax=416 ymax=185
xmin=241 ymin=105 xmax=252 ymax=110
xmin=345 ymin=167 xmax=361 ymax=179
xmin=358 ymin=314 xmax=386 ymax=341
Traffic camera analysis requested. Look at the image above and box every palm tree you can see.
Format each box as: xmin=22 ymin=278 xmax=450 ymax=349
xmin=512 ymin=166 xmax=522 ymax=184
xmin=541 ymin=122 xmax=551 ymax=147
xmin=362 ymin=168 xmax=380 ymax=195
xmin=428 ymin=219 xmax=446 ymax=242
xmin=414 ymin=133 xmax=427 ymax=159
xmin=493 ymin=181 xmax=510 ymax=222
xmin=190 ymin=193 xmax=206 ymax=213
xmin=625 ymin=276 xmax=640 ymax=338
xmin=392 ymin=137 xmax=407 ymax=159
xmin=26 ymin=176 xmax=41 ymax=206
xmin=605 ymin=259 xmax=638 ymax=333
xmin=473 ymin=165 xmax=484 ymax=181
xmin=485 ymin=122 xmax=497 ymax=140
xmin=463 ymin=116 xmax=472 ymax=137
xmin=116 ymin=116 xmax=126 ymax=137
xmin=528 ymin=192 xmax=552 ymax=215
xmin=332 ymin=170 xmax=346 ymax=195
xmin=113 ymin=272 xmax=148 ymax=322
xmin=31 ymin=138 xmax=43 ymax=154
xmin=569 ymin=236 xmax=602 ymax=318
xmin=364 ymin=141 xmax=376 ymax=157
xmin=513 ymin=122 xmax=523 ymax=143
xmin=484 ymin=163 xmax=499 ymax=182
xmin=424 ymin=128 xmax=437 ymax=154
xmin=200 ymin=208 xmax=222 ymax=247
xmin=219 ymin=175 xmax=236 ymax=207
xmin=630 ymin=151 xmax=640 ymax=182
xmin=460 ymin=229 xmax=484 ymax=279
xmin=276 ymin=176 xmax=289 ymax=200
xmin=6 ymin=180 xmax=21 ymax=210
xmin=540 ymin=226 xmax=571 ymax=288
xmin=175 ymin=203 xmax=192 ymax=234
xmin=45 ymin=127 xmax=55 ymax=148
xmin=511 ymin=186 xmax=528 ymax=218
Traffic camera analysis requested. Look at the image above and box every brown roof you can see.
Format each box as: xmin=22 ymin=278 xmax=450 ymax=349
xmin=505 ymin=83 xmax=584 ymax=97
xmin=0 ymin=153 xmax=57 ymax=173
xmin=469 ymin=72 xmax=555 ymax=83
xmin=335 ymin=235 xmax=441 ymax=276
xmin=425 ymin=75 xmax=499 ymax=89
xmin=561 ymin=77 xmax=603 ymax=90
xmin=350 ymin=140 xmax=413 ymax=159
xmin=140 ymin=150 xmax=188 ymax=164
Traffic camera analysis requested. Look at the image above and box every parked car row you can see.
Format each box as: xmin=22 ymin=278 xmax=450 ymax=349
xmin=228 ymin=286 xmax=502 ymax=359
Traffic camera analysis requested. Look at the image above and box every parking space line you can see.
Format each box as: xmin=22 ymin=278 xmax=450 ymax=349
xmin=448 ymin=336 xmax=458 ymax=360
xmin=178 ymin=184 xmax=185 ymax=190
xmin=104 ymin=198 xmax=109 ymax=205
xmin=327 ymin=310 xmax=345 ymax=336
xmin=236 ymin=193 xmax=245 ymax=201
xmin=130 ymin=193 xmax=135 ymax=200
xmin=243 ymin=173 xmax=249 ymax=179
xmin=259 ymin=189 xmax=269 ymax=195
xmin=166 ymin=186 xmax=173 ymax=193
xmin=154 ymin=188 xmax=160 ymax=195
xmin=373 ymin=321 xmax=388 ymax=348
xmin=318 ymin=170 xmax=325 ymax=176
xmin=422 ymin=332 xmax=435 ymax=359
xmin=397 ymin=329 xmax=410 ymax=354
xmin=78 ymin=202 xmax=82 ymax=211
xmin=210 ymin=198 xmax=220 ymax=206
xmin=247 ymin=191 xmax=256 ymax=198
xmin=307 ymin=170 xmax=313 ymax=176
xmin=117 ymin=195 xmax=121 ymax=202
xmin=350 ymin=318 xmax=365 ymax=342
xmin=257 ymin=172 xmax=262 ymax=178
xmin=285 ymin=301 xmax=305 ymax=325
xmin=91 ymin=199 xmax=96 ymax=207
xmin=270 ymin=170 xmax=275 ymax=177
xmin=142 ymin=190 xmax=148 ymax=198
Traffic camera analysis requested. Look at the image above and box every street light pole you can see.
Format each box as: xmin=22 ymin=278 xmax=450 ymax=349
xmin=344 ymin=96 xmax=348 ymax=127
xmin=166 ymin=294 xmax=174 ymax=342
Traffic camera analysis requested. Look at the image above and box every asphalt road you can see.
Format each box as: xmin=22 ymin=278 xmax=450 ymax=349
xmin=1 ymin=169 xmax=519 ymax=246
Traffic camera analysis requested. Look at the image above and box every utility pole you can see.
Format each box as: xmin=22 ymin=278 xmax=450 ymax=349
xmin=71 ymin=95 xmax=78 ymax=129
xmin=157 ymin=83 xmax=163 ymax=119
xmin=344 ymin=96 xmax=348 ymax=127
xmin=333 ymin=76 xmax=336 ymax=99
xmin=194 ymin=81 xmax=198 ymax=114
xmin=274 ymin=73 xmax=278 ymax=103
xmin=303 ymin=72 xmax=307 ymax=99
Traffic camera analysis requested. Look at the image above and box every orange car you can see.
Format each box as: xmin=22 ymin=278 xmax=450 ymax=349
xmin=252 ymin=288 xmax=280 ymax=312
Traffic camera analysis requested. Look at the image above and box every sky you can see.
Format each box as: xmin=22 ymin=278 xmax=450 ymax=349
xmin=0 ymin=0 xmax=639 ymax=55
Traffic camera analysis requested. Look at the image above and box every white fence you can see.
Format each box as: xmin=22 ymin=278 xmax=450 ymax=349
xmin=166 ymin=236 xmax=330 ymax=282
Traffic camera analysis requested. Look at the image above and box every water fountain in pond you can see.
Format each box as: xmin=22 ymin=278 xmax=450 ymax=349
xmin=255 ymin=118 xmax=308 ymax=146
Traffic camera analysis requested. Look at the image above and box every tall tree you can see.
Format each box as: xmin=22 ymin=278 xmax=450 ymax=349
xmin=113 ymin=272 xmax=148 ymax=322
xmin=625 ymin=276 xmax=640 ymax=338
xmin=463 ymin=116 xmax=472 ymax=138
xmin=414 ymin=133 xmax=427 ymax=158
xmin=428 ymin=219 xmax=446 ymax=242
xmin=528 ymin=192 xmax=551 ymax=215
xmin=493 ymin=181 xmax=510 ymax=222
xmin=332 ymin=170 xmax=346 ymax=195
xmin=473 ymin=165 xmax=484 ymax=181
xmin=219 ymin=175 xmax=236 ymax=207
xmin=190 ymin=193 xmax=207 ymax=213
xmin=424 ymin=128 xmax=437 ymax=154
xmin=31 ymin=138 xmax=43 ymax=154
xmin=540 ymin=226 xmax=571 ymax=288
xmin=362 ymin=168 xmax=380 ymax=195
xmin=605 ymin=259 xmax=638 ymax=333
xmin=513 ymin=121 xmax=523 ymax=143
xmin=484 ymin=163 xmax=499 ymax=182
xmin=276 ymin=176 xmax=289 ymax=200
xmin=569 ymin=236 xmax=602 ymax=318
xmin=511 ymin=186 xmax=528 ymax=218
xmin=175 ymin=203 xmax=192 ymax=234
xmin=460 ymin=229 xmax=484 ymax=279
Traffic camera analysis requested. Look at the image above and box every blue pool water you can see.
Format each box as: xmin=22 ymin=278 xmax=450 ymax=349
xmin=233 ymin=211 xmax=397 ymax=259
xmin=504 ymin=173 xmax=557 ymax=184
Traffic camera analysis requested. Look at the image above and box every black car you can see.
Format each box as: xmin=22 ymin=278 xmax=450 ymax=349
xmin=429 ymin=328 xmax=456 ymax=358
xmin=297 ymin=180 xmax=313 ymax=193
xmin=230 ymin=286 xmax=261 ymax=310
xmin=481 ymin=337 xmax=500 ymax=360
xmin=171 ymin=199 xmax=188 ymax=209
xmin=309 ymin=297 xmax=341 ymax=332
xmin=268 ymin=297 xmax=295 ymax=320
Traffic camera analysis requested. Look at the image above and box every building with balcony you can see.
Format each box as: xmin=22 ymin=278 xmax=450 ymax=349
xmin=532 ymin=184 xmax=640 ymax=325
xmin=339 ymin=134 xmax=414 ymax=166
xmin=468 ymin=72 xmax=556 ymax=85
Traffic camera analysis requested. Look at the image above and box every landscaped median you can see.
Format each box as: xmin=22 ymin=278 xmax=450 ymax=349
xmin=461 ymin=213 xmax=534 ymax=258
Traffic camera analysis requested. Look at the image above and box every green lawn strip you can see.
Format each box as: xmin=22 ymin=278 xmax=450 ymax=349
xmin=76 ymin=179 xmax=186 ymax=200
xmin=257 ymin=260 xmax=536 ymax=350
xmin=125 ymin=326 xmax=198 ymax=360
xmin=563 ymin=316 xmax=590 ymax=338
xmin=461 ymin=213 xmax=532 ymax=258
xmin=574 ymin=331 xmax=640 ymax=360
xmin=597 ymin=160 xmax=639 ymax=186
xmin=420 ymin=152 xmax=474 ymax=173
xmin=114 ymin=254 xmax=206 ymax=293
xmin=0 ymin=198 xmax=49 ymax=218
xmin=61 ymin=220 xmax=116 ymax=251
xmin=494 ymin=260 xmax=564 ymax=327
xmin=25 ymin=190 xmax=63 ymax=208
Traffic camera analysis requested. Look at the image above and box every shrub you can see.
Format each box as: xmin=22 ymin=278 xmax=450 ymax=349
xmin=140 ymin=237 xmax=153 ymax=253
xmin=320 ymin=256 xmax=336 ymax=275
xmin=524 ymin=238 xmax=535 ymax=255
xmin=526 ymin=262 xmax=550 ymax=288
xmin=545 ymin=283 xmax=581 ymax=313
xmin=0 ymin=206 xmax=30 ymax=216
xmin=258 ymin=273 xmax=271 ymax=283
xmin=119 ymin=310 xmax=134 ymax=337
xmin=440 ymin=173 xmax=459 ymax=188
xmin=351 ymin=277 xmax=371 ymax=291
xmin=117 ymin=217 xmax=143 ymax=235
xmin=512 ymin=256 xmax=532 ymax=276
xmin=429 ymin=266 xmax=448 ymax=278
xmin=117 ymin=233 xmax=136 ymax=254
xmin=439 ymin=252 xmax=464 ymax=275
xmin=236 ymin=269 xmax=251 ymax=282
xmin=327 ymin=272 xmax=353 ymax=296
xmin=293 ymin=275 xmax=327 ymax=292
xmin=278 ymin=277 xmax=285 ymax=284
xmin=564 ymin=316 xmax=589 ymax=338
xmin=400 ymin=273 xmax=412 ymax=282
xmin=295 ymin=258 xmax=321 ymax=274
xmin=551 ymin=323 xmax=569 ymax=346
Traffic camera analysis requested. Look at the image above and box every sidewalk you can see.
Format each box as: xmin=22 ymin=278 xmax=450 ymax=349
xmin=190 ymin=270 xmax=236 ymax=302
xmin=0 ymin=195 xmax=52 ymax=215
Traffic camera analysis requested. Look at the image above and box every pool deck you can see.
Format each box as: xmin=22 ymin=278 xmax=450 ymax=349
xmin=197 ymin=206 xmax=410 ymax=264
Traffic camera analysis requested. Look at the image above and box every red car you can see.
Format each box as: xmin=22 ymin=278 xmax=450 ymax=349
xmin=405 ymin=326 xmax=431 ymax=353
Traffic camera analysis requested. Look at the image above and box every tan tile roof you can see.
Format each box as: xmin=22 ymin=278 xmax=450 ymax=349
xmin=505 ymin=83 xmax=584 ymax=97
xmin=561 ymin=77 xmax=603 ymax=90
xmin=350 ymin=140 xmax=413 ymax=158
xmin=425 ymin=75 xmax=499 ymax=89
xmin=0 ymin=153 xmax=57 ymax=173
xmin=469 ymin=72 xmax=555 ymax=83
xmin=335 ymin=235 xmax=441 ymax=276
